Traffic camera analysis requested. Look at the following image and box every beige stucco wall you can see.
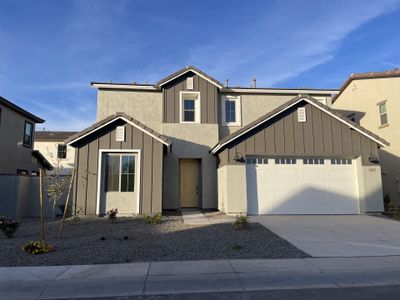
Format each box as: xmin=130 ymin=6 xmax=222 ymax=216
xmin=355 ymin=156 xmax=384 ymax=213
xmin=217 ymin=164 xmax=247 ymax=215
xmin=333 ymin=77 xmax=400 ymax=204
xmin=34 ymin=141 xmax=75 ymax=175
xmin=96 ymin=89 xmax=163 ymax=132
xmin=161 ymin=124 xmax=219 ymax=209
xmin=0 ymin=103 xmax=38 ymax=174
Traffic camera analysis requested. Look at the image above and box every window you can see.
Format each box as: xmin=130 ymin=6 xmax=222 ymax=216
xmin=105 ymin=154 xmax=135 ymax=192
xmin=23 ymin=121 xmax=33 ymax=148
xmin=222 ymin=95 xmax=241 ymax=126
xmin=180 ymin=92 xmax=200 ymax=123
xmin=275 ymin=158 xmax=296 ymax=164
xmin=378 ymin=102 xmax=388 ymax=125
xmin=225 ymin=100 xmax=236 ymax=123
xmin=303 ymin=158 xmax=324 ymax=165
xmin=331 ymin=159 xmax=352 ymax=165
xmin=57 ymin=144 xmax=67 ymax=159
xmin=246 ymin=158 xmax=268 ymax=164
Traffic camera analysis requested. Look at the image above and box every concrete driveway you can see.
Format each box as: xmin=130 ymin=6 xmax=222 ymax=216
xmin=252 ymin=215 xmax=400 ymax=257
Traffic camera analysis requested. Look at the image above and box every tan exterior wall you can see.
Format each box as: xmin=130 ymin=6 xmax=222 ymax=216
xmin=217 ymin=164 xmax=247 ymax=215
xmin=161 ymin=123 xmax=219 ymax=209
xmin=34 ymin=141 xmax=75 ymax=175
xmin=72 ymin=120 xmax=164 ymax=215
xmin=0 ymin=103 xmax=38 ymax=174
xmin=96 ymin=89 xmax=163 ymax=132
xmin=333 ymin=77 xmax=400 ymax=204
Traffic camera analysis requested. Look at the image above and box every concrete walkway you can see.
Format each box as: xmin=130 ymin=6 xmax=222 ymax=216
xmin=252 ymin=215 xmax=400 ymax=257
xmin=181 ymin=209 xmax=210 ymax=225
xmin=2 ymin=256 xmax=400 ymax=299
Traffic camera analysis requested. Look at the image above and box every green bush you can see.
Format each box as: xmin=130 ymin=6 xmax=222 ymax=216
xmin=143 ymin=213 xmax=162 ymax=224
xmin=0 ymin=216 xmax=20 ymax=238
xmin=22 ymin=241 xmax=54 ymax=255
xmin=385 ymin=200 xmax=400 ymax=219
xmin=233 ymin=214 xmax=248 ymax=230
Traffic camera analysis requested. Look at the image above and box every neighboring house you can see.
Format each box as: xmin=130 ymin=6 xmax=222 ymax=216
xmin=332 ymin=69 xmax=400 ymax=206
xmin=0 ymin=96 xmax=52 ymax=218
xmin=66 ymin=66 xmax=388 ymax=216
xmin=34 ymin=131 xmax=77 ymax=175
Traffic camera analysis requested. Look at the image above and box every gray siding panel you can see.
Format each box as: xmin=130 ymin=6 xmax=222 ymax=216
xmin=219 ymin=102 xmax=379 ymax=167
xmin=162 ymin=71 xmax=218 ymax=124
xmin=73 ymin=120 xmax=164 ymax=215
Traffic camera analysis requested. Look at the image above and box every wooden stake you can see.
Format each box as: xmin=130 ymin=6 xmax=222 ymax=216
xmin=59 ymin=169 xmax=75 ymax=239
xmin=39 ymin=168 xmax=45 ymax=241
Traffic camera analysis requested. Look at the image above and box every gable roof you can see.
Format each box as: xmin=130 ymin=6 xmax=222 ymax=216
xmin=333 ymin=68 xmax=400 ymax=103
xmin=35 ymin=131 xmax=78 ymax=141
xmin=65 ymin=112 xmax=172 ymax=148
xmin=156 ymin=66 xmax=224 ymax=89
xmin=211 ymin=95 xmax=389 ymax=154
xmin=0 ymin=96 xmax=44 ymax=123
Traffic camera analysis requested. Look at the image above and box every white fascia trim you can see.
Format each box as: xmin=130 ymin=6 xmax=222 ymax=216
xmin=221 ymin=95 xmax=242 ymax=127
xmin=159 ymin=69 xmax=223 ymax=89
xmin=179 ymin=91 xmax=201 ymax=124
xmin=223 ymin=88 xmax=339 ymax=95
xmin=211 ymin=98 xmax=386 ymax=154
xmin=91 ymin=83 xmax=159 ymax=91
xmin=67 ymin=117 xmax=170 ymax=147
xmin=96 ymin=149 xmax=141 ymax=215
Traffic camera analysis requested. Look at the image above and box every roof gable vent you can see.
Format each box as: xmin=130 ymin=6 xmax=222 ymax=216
xmin=186 ymin=77 xmax=194 ymax=90
xmin=116 ymin=126 xmax=125 ymax=142
xmin=297 ymin=107 xmax=307 ymax=122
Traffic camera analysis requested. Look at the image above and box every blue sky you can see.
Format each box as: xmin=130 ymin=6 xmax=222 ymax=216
xmin=0 ymin=0 xmax=399 ymax=131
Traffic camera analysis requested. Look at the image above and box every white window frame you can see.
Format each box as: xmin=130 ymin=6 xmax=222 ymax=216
xmin=377 ymin=101 xmax=388 ymax=126
xmin=221 ymin=95 xmax=241 ymax=126
xmin=179 ymin=91 xmax=201 ymax=123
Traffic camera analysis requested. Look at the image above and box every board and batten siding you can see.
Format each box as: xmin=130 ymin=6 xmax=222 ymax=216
xmin=162 ymin=71 xmax=219 ymax=124
xmin=218 ymin=102 xmax=379 ymax=167
xmin=72 ymin=119 xmax=164 ymax=215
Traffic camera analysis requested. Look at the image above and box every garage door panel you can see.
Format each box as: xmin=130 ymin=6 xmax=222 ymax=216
xmin=247 ymin=158 xmax=359 ymax=215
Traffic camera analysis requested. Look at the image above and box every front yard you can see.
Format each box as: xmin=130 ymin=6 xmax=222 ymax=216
xmin=0 ymin=213 xmax=309 ymax=266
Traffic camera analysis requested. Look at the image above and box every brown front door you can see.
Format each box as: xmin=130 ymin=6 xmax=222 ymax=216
xmin=179 ymin=159 xmax=201 ymax=208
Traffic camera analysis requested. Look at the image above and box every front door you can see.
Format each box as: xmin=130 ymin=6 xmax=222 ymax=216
xmin=179 ymin=159 xmax=201 ymax=208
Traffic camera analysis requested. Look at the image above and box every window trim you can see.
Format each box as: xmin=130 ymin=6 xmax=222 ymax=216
xmin=377 ymin=101 xmax=388 ymax=126
xmin=97 ymin=149 xmax=141 ymax=215
xmin=57 ymin=144 xmax=67 ymax=159
xmin=179 ymin=91 xmax=201 ymax=123
xmin=23 ymin=121 xmax=33 ymax=148
xmin=221 ymin=95 xmax=241 ymax=126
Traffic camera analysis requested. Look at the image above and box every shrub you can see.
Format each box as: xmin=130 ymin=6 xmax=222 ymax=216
xmin=23 ymin=241 xmax=54 ymax=255
xmin=107 ymin=208 xmax=118 ymax=222
xmin=385 ymin=200 xmax=400 ymax=219
xmin=0 ymin=216 xmax=20 ymax=238
xmin=143 ymin=213 xmax=162 ymax=224
xmin=233 ymin=214 xmax=248 ymax=230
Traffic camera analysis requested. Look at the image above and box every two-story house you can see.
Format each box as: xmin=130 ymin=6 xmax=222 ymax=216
xmin=0 ymin=96 xmax=52 ymax=217
xmin=333 ymin=69 xmax=400 ymax=206
xmin=66 ymin=66 xmax=388 ymax=216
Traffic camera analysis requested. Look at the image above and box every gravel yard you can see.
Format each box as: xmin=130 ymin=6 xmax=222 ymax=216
xmin=0 ymin=213 xmax=309 ymax=266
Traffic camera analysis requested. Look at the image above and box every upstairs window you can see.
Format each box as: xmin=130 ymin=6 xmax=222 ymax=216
xmin=57 ymin=144 xmax=67 ymax=159
xmin=222 ymin=95 xmax=241 ymax=126
xmin=23 ymin=121 xmax=33 ymax=148
xmin=378 ymin=102 xmax=388 ymax=126
xmin=180 ymin=92 xmax=200 ymax=123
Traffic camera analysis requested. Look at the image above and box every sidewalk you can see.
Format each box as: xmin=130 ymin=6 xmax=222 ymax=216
xmin=2 ymin=256 xmax=400 ymax=299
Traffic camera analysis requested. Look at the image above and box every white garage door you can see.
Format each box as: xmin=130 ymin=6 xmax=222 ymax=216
xmin=246 ymin=158 xmax=359 ymax=215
